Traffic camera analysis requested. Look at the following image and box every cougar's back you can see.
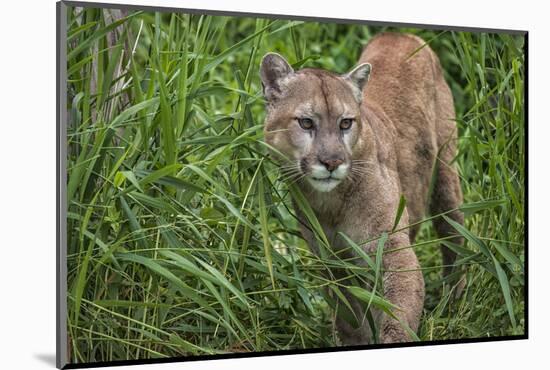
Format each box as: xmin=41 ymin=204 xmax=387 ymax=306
xmin=360 ymin=33 xmax=458 ymax=229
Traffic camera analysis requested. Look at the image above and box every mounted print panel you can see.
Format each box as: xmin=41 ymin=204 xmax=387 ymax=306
xmin=57 ymin=1 xmax=527 ymax=368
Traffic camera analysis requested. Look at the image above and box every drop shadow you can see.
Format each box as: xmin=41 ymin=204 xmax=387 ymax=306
xmin=34 ymin=353 xmax=57 ymax=367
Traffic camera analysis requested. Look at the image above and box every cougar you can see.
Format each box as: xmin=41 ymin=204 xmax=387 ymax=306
xmin=259 ymin=32 xmax=464 ymax=344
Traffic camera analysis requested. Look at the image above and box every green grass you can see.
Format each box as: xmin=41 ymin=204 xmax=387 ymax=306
xmin=65 ymin=6 xmax=525 ymax=364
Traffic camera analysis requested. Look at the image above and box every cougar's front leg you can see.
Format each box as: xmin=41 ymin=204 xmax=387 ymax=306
xmin=379 ymin=232 xmax=425 ymax=343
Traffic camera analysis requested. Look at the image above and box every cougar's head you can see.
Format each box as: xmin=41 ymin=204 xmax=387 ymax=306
xmin=260 ymin=53 xmax=371 ymax=192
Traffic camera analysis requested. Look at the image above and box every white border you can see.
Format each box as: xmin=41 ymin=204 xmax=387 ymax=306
xmin=1 ymin=0 xmax=546 ymax=369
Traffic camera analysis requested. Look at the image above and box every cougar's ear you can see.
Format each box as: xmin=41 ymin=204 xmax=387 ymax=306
xmin=260 ymin=53 xmax=294 ymax=101
xmin=343 ymin=63 xmax=371 ymax=97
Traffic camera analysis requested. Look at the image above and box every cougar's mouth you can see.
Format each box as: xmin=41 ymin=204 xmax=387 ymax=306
xmin=298 ymin=160 xmax=349 ymax=192
xmin=311 ymin=176 xmax=339 ymax=182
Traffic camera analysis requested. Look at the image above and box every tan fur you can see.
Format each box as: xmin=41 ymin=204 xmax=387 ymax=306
xmin=260 ymin=32 xmax=464 ymax=344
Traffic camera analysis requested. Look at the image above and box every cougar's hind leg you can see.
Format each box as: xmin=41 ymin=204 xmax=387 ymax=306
xmin=430 ymin=150 xmax=464 ymax=279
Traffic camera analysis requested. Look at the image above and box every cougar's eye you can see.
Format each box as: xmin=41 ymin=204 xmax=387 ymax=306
xmin=340 ymin=118 xmax=353 ymax=130
xmin=297 ymin=117 xmax=314 ymax=130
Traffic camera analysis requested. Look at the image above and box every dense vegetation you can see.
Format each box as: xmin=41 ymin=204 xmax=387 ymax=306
xmin=65 ymin=6 xmax=525 ymax=364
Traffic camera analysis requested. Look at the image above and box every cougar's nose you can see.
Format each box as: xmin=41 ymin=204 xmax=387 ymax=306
xmin=319 ymin=157 xmax=344 ymax=172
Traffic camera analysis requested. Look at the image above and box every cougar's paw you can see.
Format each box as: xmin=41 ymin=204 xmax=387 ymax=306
xmin=380 ymin=320 xmax=412 ymax=344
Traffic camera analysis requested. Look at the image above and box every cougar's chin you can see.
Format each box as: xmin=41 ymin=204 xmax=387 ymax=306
xmin=307 ymin=176 xmax=342 ymax=192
